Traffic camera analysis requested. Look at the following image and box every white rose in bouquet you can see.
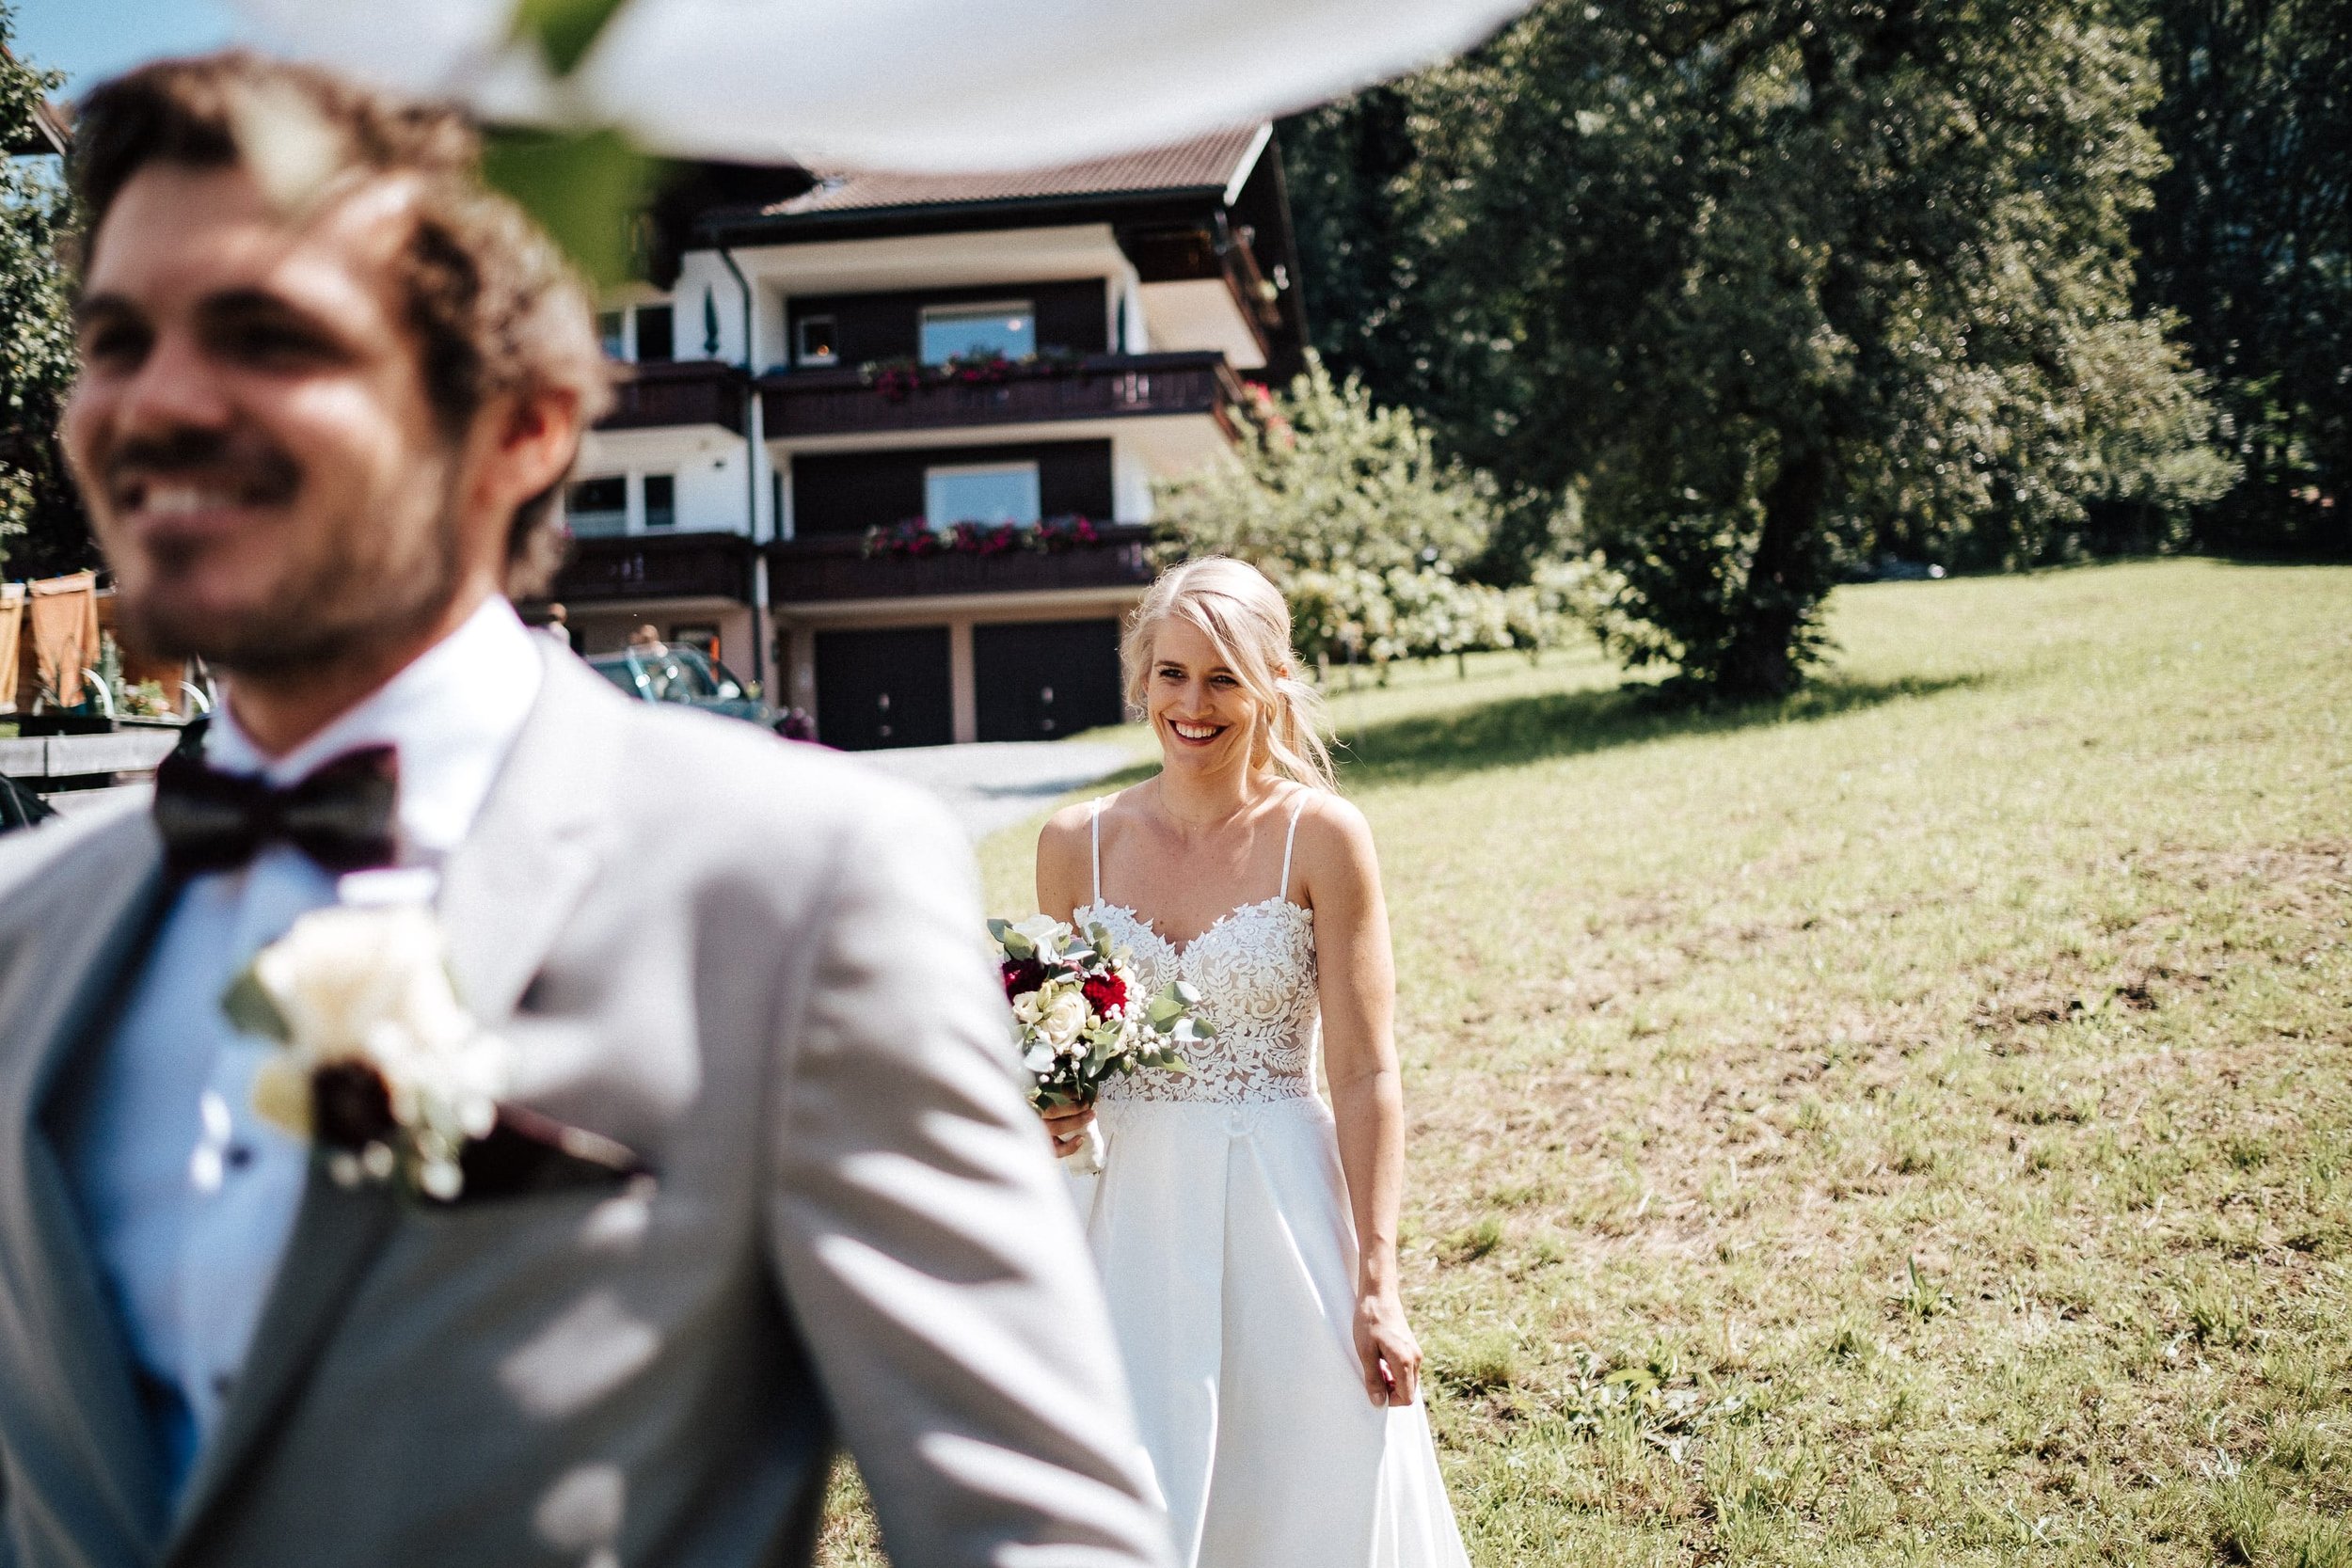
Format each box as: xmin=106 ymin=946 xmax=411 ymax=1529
xmin=1039 ymin=990 xmax=1089 ymax=1051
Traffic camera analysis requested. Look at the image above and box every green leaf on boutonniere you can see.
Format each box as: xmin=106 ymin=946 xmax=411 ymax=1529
xmin=221 ymin=967 xmax=291 ymax=1044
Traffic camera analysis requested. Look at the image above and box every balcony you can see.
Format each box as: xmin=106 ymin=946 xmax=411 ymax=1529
xmin=759 ymin=352 xmax=1243 ymax=440
xmin=767 ymin=525 xmax=1156 ymax=606
xmin=551 ymin=531 xmax=755 ymax=604
xmin=596 ymin=360 xmax=748 ymax=435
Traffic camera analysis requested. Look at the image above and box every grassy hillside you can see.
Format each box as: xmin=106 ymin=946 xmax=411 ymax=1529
xmin=834 ymin=559 xmax=2352 ymax=1566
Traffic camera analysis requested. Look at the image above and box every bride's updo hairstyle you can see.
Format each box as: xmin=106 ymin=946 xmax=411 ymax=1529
xmin=1122 ymin=557 xmax=1338 ymax=791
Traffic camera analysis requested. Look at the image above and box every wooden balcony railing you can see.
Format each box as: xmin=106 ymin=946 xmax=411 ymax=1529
xmin=758 ymin=353 xmax=1243 ymax=440
xmin=596 ymin=360 xmax=748 ymax=435
xmin=551 ymin=531 xmax=756 ymax=603
xmin=766 ymin=525 xmax=1157 ymax=605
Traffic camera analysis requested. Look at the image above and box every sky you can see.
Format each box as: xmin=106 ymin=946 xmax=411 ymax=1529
xmin=10 ymin=0 xmax=241 ymax=97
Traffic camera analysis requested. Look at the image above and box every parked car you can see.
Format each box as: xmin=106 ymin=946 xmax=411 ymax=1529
xmin=0 ymin=772 xmax=56 ymax=836
xmin=586 ymin=644 xmax=779 ymax=729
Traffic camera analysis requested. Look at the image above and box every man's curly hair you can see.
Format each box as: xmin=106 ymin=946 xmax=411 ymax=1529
xmin=72 ymin=52 xmax=613 ymax=595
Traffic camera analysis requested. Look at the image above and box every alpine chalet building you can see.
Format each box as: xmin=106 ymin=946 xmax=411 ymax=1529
xmin=548 ymin=126 xmax=1308 ymax=749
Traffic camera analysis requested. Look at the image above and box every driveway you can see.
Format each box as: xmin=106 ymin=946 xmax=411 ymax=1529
xmin=852 ymin=736 xmax=1141 ymax=842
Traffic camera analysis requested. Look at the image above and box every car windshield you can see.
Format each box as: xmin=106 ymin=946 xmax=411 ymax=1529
xmin=589 ymin=645 xmax=743 ymax=704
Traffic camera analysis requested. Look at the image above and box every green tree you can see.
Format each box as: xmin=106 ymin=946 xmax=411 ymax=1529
xmin=2135 ymin=0 xmax=2351 ymax=554
xmin=1 ymin=8 xmax=88 ymax=578
xmin=1277 ymin=92 xmax=1436 ymax=419
xmin=1160 ymin=355 xmax=1597 ymax=674
xmin=1158 ymin=353 xmax=1497 ymax=581
xmin=1395 ymin=0 xmax=2233 ymax=696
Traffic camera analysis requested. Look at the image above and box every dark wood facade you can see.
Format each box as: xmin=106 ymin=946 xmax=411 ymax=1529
xmin=551 ymin=531 xmax=756 ymax=603
xmin=766 ymin=524 xmax=1154 ymax=605
xmin=762 ymin=351 xmax=1242 ymax=442
xmin=597 ymin=359 xmax=748 ymax=434
xmin=812 ymin=626 xmax=955 ymax=750
xmin=790 ymin=439 xmax=1115 ymax=538
xmin=974 ymin=619 xmax=1126 ymax=740
xmin=783 ymin=278 xmax=1109 ymax=368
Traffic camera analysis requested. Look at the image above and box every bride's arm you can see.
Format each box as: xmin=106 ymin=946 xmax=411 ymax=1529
xmin=1032 ymin=804 xmax=1098 ymax=1155
xmin=1034 ymin=802 xmax=1094 ymax=925
xmin=1308 ymin=795 xmax=1422 ymax=1408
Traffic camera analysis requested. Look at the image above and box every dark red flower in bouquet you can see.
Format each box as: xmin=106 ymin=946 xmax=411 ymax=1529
xmin=1002 ymin=955 xmax=1047 ymax=1002
xmin=1081 ymin=972 xmax=1129 ymax=1017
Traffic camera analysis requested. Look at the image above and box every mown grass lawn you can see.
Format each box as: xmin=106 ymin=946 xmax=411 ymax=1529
xmin=828 ymin=558 xmax=2352 ymax=1567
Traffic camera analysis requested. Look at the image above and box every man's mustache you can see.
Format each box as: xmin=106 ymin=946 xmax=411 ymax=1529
xmin=103 ymin=427 xmax=303 ymax=508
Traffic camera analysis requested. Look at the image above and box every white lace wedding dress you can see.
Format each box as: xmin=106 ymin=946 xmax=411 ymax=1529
xmin=1069 ymin=793 xmax=1472 ymax=1568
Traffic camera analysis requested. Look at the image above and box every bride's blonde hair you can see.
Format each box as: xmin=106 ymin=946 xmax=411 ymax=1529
xmin=1122 ymin=557 xmax=1337 ymax=791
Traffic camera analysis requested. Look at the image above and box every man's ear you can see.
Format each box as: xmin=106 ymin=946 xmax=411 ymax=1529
xmin=490 ymin=386 xmax=584 ymax=504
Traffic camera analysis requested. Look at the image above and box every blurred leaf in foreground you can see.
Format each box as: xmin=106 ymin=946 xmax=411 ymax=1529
xmin=480 ymin=125 xmax=652 ymax=286
xmin=509 ymin=0 xmax=635 ymax=77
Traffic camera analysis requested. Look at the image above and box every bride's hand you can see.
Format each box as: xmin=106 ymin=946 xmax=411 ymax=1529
xmin=1039 ymin=1101 xmax=1096 ymax=1159
xmin=1353 ymin=1290 xmax=1422 ymax=1407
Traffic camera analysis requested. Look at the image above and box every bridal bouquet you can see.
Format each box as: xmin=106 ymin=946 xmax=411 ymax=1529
xmin=989 ymin=913 xmax=1211 ymax=1174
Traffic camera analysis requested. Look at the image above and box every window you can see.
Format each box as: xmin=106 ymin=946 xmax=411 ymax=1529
xmin=919 ymin=302 xmax=1035 ymax=365
xmin=796 ymin=314 xmax=838 ymax=367
xmin=566 ymin=476 xmax=627 ymax=537
xmin=643 ymin=473 xmax=676 ymax=529
xmin=633 ymin=305 xmax=675 ymax=363
xmin=596 ymin=310 xmax=627 ymax=360
xmin=926 ymin=462 xmax=1041 ymax=527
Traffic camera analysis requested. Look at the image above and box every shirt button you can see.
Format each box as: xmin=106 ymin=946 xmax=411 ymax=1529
xmin=212 ymin=1373 xmax=236 ymax=1401
xmin=226 ymin=1145 xmax=255 ymax=1172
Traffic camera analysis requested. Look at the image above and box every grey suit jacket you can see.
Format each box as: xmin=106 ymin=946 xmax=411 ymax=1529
xmin=0 ymin=648 xmax=1170 ymax=1568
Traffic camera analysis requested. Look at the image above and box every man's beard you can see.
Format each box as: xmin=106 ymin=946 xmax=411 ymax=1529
xmin=103 ymin=430 xmax=469 ymax=679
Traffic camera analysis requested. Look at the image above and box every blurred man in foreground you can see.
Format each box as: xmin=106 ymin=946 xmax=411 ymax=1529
xmin=0 ymin=51 xmax=1167 ymax=1568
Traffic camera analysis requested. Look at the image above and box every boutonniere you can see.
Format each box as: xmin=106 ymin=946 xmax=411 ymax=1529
xmin=225 ymin=901 xmax=512 ymax=1201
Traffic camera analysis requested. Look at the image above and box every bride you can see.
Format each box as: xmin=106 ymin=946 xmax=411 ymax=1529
xmin=1034 ymin=558 xmax=1470 ymax=1567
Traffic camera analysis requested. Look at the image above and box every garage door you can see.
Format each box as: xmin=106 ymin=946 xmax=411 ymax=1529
xmin=974 ymin=618 xmax=1124 ymax=742
xmin=814 ymin=626 xmax=953 ymax=750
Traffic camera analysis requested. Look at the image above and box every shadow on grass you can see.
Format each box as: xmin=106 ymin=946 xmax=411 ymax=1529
xmin=1328 ymin=672 xmax=1986 ymax=786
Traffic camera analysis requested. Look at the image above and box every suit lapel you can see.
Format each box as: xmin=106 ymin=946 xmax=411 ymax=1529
xmin=0 ymin=814 xmax=175 ymax=1560
xmin=163 ymin=1175 xmax=396 ymax=1557
xmin=164 ymin=648 xmax=621 ymax=1555
xmin=437 ymin=646 xmax=619 ymax=1024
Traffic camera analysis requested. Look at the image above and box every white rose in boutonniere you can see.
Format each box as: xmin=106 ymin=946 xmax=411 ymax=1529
xmin=228 ymin=902 xmax=511 ymax=1202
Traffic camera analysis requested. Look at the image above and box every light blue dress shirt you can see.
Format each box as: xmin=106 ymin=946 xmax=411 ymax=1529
xmin=60 ymin=598 xmax=544 ymax=1499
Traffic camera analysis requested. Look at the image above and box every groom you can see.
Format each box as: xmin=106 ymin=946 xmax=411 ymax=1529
xmin=0 ymin=52 xmax=1168 ymax=1568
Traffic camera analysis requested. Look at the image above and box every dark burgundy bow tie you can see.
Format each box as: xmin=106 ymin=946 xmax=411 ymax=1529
xmin=151 ymin=721 xmax=401 ymax=877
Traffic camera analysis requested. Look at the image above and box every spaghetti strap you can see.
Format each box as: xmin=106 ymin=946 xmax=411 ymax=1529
xmin=1089 ymin=797 xmax=1104 ymax=905
xmin=1278 ymin=789 xmax=1311 ymax=902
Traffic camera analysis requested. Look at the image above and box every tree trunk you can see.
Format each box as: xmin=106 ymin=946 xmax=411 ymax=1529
xmin=1717 ymin=441 xmax=1831 ymax=700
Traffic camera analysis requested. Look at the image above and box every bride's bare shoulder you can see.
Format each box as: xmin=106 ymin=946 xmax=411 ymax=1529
xmin=1037 ymin=802 xmax=1091 ymax=860
xmin=1038 ymin=788 xmax=1125 ymax=870
xmin=1289 ymin=786 xmax=1379 ymax=879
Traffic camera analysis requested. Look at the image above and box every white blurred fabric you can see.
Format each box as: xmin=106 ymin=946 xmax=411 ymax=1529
xmin=227 ymin=0 xmax=1532 ymax=171
xmin=1070 ymin=795 xmax=1471 ymax=1567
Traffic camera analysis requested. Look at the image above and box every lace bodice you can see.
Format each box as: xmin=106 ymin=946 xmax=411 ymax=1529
xmin=1078 ymin=794 xmax=1321 ymax=1107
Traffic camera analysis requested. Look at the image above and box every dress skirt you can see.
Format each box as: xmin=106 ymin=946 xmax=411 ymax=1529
xmin=1070 ymin=1094 xmax=1471 ymax=1568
